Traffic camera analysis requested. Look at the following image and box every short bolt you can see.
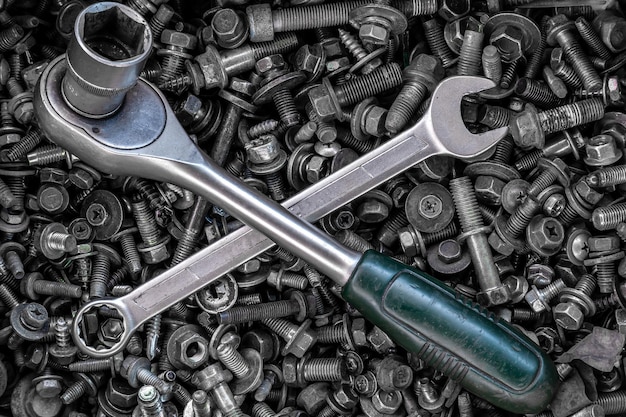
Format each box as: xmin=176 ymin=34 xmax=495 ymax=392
xmin=482 ymin=45 xmax=502 ymax=85
xmin=262 ymin=318 xmax=317 ymax=358
xmin=60 ymin=373 xmax=99 ymax=405
xmin=554 ymin=274 xmax=597 ymax=330
xmin=524 ymin=278 xmax=566 ymax=313
xmin=35 ymin=222 xmax=77 ymax=260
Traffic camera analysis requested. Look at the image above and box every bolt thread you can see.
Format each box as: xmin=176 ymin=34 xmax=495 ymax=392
xmin=505 ymin=198 xmax=540 ymax=238
xmin=27 ymin=145 xmax=68 ymax=166
xmin=480 ymin=205 xmax=498 ymax=224
xmin=224 ymin=408 xmax=246 ymax=417
xmin=6 ymin=128 xmax=44 ymax=162
xmin=272 ymin=246 xmax=296 ymax=263
xmin=306 ymin=104 xmax=336 ymax=143
xmin=335 ymin=62 xmax=403 ymax=106
xmin=38 ymin=44 xmax=62 ymax=60
xmin=500 ymin=59 xmax=520 ymax=89
xmin=588 ymin=166 xmax=626 ymax=187
xmin=236 ymin=293 xmax=262 ymax=305
xmin=334 ymin=230 xmax=374 ymax=253
xmin=68 ymin=358 xmax=111 ymax=373
xmin=392 ymin=0 xmax=438 ymax=16
xmin=559 ymin=201 xmax=583 ymax=226
xmin=149 ymin=5 xmax=173 ymax=42
xmin=158 ymin=74 xmax=191 ymax=92
xmin=251 ymin=32 xmax=300 ymax=60
xmin=338 ymin=28 xmax=369 ymax=62
xmin=54 ymin=317 xmax=70 ymax=348
xmin=596 ymin=262 xmax=616 ymax=294
xmin=376 ymin=209 xmax=409 ymax=247
xmin=0 ymin=25 xmax=23 ymax=53
xmin=595 ymin=391 xmax=626 ymax=414
xmin=138 ymin=385 xmax=165 ymax=417
xmin=61 ymin=380 xmax=87 ymax=405
xmin=387 ymin=81 xmax=428 ymax=133
xmin=492 ymin=138 xmax=515 ymax=164
xmin=118 ymin=234 xmax=142 ymax=274
xmin=48 ymin=231 xmax=75 ymax=252
xmin=5 ymin=251 xmax=23 ymax=279
xmin=262 ymin=317 xmax=297 ymax=340
xmin=125 ymin=333 xmax=143 ymax=356
xmin=218 ymin=300 xmax=299 ymax=324
xmin=171 ymin=229 xmax=200 ymax=267
xmin=457 ymin=31 xmax=484 ymax=76
xmin=137 ymin=368 xmax=168 ymax=393
xmin=515 ymin=150 xmax=543 ymax=171
xmin=529 ymin=170 xmax=558 ymax=197
xmin=553 ymin=62 xmax=583 ymax=89
xmin=515 ymin=78 xmax=562 ymax=108
xmin=575 ymin=273 xmax=596 ymax=295
xmin=557 ymin=30 xmax=602 ymax=91
xmin=538 ymin=98 xmax=605 ymax=135
xmin=317 ymin=324 xmax=346 ymax=344
xmin=168 ymin=301 xmax=190 ymax=320
xmin=132 ymin=198 xmax=161 ymax=246
xmin=337 ymin=129 xmax=377 ymax=154
xmin=524 ymin=18 xmax=548 ymax=78
xmin=309 ymin=287 xmax=325 ymax=314
xmin=158 ymin=53 xmax=186 ymax=84
xmin=592 ymin=203 xmax=626 ymax=230
xmin=280 ymin=272 xmax=308 ymax=290
xmin=273 ymin=1 xmax=368 ymax=32
xmin=594 ymin=293 xmax=618 ymax=312
xmin=127 ymin=178 xmax=168 ymax=214
xmin=174 ymin=384 xmax=193 ymax=406
xmin=89 ymin=254 xmax=110 ymax=299
xmin=6 ymin=77 xmax=23 ymax=97
xmin=575 ymin=17 xmax=611 ymax=60
xmin=423 ymin=19 xmax=457 ymax=68
xmin=272 ymin=88 xmax=299 ymax=127
xmin=318 ymin=405 xmax=337 ymax=417
xmin=34 ymin=280 xmax=82 ymax=298
xmin=304 ymin=358 xmax=344 ymax=381
xmin=423 ymin=222 xmax=459 ymax=246
xmin=450 ymin=177 xmax=484 ymax=231
xmin=479 ymin=105 xmax=511 ymax=129
xmin=265 ymin=172 xmax=287 ymax=201
xmin=0 ymin=100 xmax=13 ymax=126
xmin=252 ymin=402 xmax=276 ymax=417
xmin=146 ymin=313 xmax=162 ymax=359
xmin=539 ymin=279 xmax=566 ymax=301
xmin=248 ymin=120 xmax=280 ymax=139
xmin=217 ymin=344 xmax=250 ymax=378
xmin=511 ymin=308 xmax=541 ymax=322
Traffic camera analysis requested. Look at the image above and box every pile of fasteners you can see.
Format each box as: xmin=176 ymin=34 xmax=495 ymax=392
xmin=1 ymin=0 xmax=626 ymax=416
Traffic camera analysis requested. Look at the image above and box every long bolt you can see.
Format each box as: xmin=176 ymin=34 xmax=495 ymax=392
xmin=89 ymin=253 xmax=110 ymax=299
xmin=450 ymin=177 xmax=508 ymax=306
xmin=216 ymin=344 xmax=250 ymax=378
xmin=575 ymin=17 xmax=611 ymax=60
xmin=217 ymin=296 xmax=305 ymax=324
xmin=422 ymin=18 xmax=457 ymax=68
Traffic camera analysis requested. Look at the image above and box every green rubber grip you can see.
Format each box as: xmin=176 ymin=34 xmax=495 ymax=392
xmin=342 ymin=250 xmax=557 ymax=414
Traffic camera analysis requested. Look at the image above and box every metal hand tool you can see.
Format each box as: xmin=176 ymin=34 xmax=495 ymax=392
xmin=34 ymin=3 xmax=557 ymax=413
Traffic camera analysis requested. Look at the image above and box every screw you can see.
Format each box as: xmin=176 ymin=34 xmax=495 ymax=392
xmin=386 ymin=54 xmax=444 ymax=133
xmin=422 ymin=18 xmax=458 ymax=68
xmin=553 ymin=273 xmax=596 ymax=330
xmin=34 ymin=222 xmax=77 ymax=260
xmin=301 ymin=356 xmax=346 ymax=382
xmin=145 ymin=313 xmax=162 ymax=362
xmin=575 ymin=17 xmax=612 ymax=60
xmin=524 ymin=278 xmax=566 ymax=313
xmin=338 ymin=28 xmax=383 ymax=75
xmin=217 ymin=291 xmax=313 ymax=324
xmin=546 ymin=14 xmax=602 ymax=91
xmin=68 ymin=352 xmax=123 ymax=374
xmin=245 ymin=1 xmax=371 ymax=42
xmin=450 ymin=177 xmax=509 ymax=307
xmin=515 ymin=78 xmax=563 ymax=108
xmin=122 ymin=355 xmax=172 ymax=394
xmin=60 ymin=373 xmax=99 ymax=404
xmin=254 ymin=368 xmax=279 ymax=402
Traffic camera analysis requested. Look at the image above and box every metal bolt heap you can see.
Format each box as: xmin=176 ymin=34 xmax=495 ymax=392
xmin=1 ymin=1 xmax=626 ymax=417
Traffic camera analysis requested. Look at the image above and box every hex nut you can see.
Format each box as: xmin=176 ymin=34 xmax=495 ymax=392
xmin=588 ymin=235 xmax=620 ymax=252
xmin=490 ymin=26 xmax=524 ymax=62
xmin=553 ymin=303 xmax=584 ymax=330
xmin=474 ymin=175 xmax=505 ymax=205
xmin=297 ymin=382 xmax=331 ymax=415
xmin=160 ymin=29 xmax=197 ymax=49
xmin=584 ymin=134 xmax=622 ymax=166
xmin=167 ymin=325 xmax=210 ymax=370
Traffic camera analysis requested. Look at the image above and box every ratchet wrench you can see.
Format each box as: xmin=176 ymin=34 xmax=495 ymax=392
xmin=35 ymin=55 xmax=557 ymax=415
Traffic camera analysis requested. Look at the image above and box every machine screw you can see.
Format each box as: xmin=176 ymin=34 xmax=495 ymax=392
xmin=546 ymin=14 xmax=602 ymax=91
xmin=450 ymin=177 xmax=509 ymax=307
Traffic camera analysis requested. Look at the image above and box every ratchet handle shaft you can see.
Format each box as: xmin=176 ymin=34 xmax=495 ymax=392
xmin=342 ymin=250 xmax=557 ymax=414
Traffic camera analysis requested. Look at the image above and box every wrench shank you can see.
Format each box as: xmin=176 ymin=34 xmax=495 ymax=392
xmin=118 ymin=125 xmax=440 ymax=326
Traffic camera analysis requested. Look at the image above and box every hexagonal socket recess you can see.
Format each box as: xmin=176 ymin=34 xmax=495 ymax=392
xmin=62 ymin=2 xmax=152 ymax=118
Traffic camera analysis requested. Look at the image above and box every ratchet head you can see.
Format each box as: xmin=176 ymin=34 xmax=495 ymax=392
xmin=420 ymin=76 xmax=509 ymax=159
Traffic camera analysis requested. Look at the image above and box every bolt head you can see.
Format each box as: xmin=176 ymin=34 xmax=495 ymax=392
xmin=246 ymin=135 xmax=280 ymax=164
xmin=553 ymin=303 xmax=584 ymax=330
xmin=211 ymin=8 xmax=243 ymax=38
xmin=535 ymin=326 xmax=558 ymax=353
xmin=588 ymin=235 xmax=621 ymax=252
xmin=543 ymin=193 xmax=566 ymax=217
xmin=407 ymin=54 xmax=444 ymax=89
xmin=398 ymin=227 xmax=418 ymax=257
xmin=584 ymin=134 xmax=622 ymax=166
xmin=107 ymin=377 xmax=138 ymax=409
xmin=284 ymin=323 xmax=316 ymax=358
xmin=175 ymin=94 xmax=203 ymax=127
xmin=359 ymin=23 xmax=389 ymax=47
xmin=169 ymin=327 xmax=210 ymax=370
xmin=503 ymin=275 xmax=529 ymax=304
xmin=363 ymin=106 xmax=388 ymax=137
xmin=191 ymin=363 xmax=231 ymax=391
xmin=488 ymin=230 xmax=515 ymax=256
xmin=98 ymin=318 xmax=124 ymax=345
xmin=525 ymin=288 xmax=548 ymax=313
xmin=160 ymin=29 xmax=197 ymax=49
xmin=351 ymin=318 xmax=368 ymax=348
xmin=256 ymin=55 xmax=286 ymax=76
xmin=372 ymin=390 xmax=402 ymax=414
xmin=474 ymin=175 xmax=505 ymax=205
xmin=294 ymin=44 xmax=325 ymax=78
xmin=333 ymin=385 xmax=359 ymax=409
xmin=526 ymin=215 xmax=565 ymax=256
xmin=305 ymin=155 xmax=328 ymax=184
xmin=490 ymin=26 xmax=524 ymax=62
xmin=193 ymin=46 xmax=228 ymax=91
xmin=438 ymin=0 xmax=470 ymax=22
xmin=321 ymin=38 xmax=344 ymax=58
xmin=546 ymin=14 xmax=576 ymax=46
xmin=367 ymin=326 xmax=395 ymax=354
xmin=35 ymin=378 xmax=63 ymax=398
xmin=229 ymin=78 xmax=255 ymax=97
xmin=575 ymin=181 xmax=603 ymax=205
xmin=12 ymin=100 xmax=34 ymax=125
xmin=510 ymin=104 xmax=544 ymax=149
xmin=246 ymin=3 xmax=273 ymax=42
xmin=308 ymin=85 xmax=336 ymax=122
xmin=476 ymin=285 xmax=510 ymax=307
xmin=444 ymin=16 xmax=481 ymax=54
xmin=282 ymin=355 xmax=298 ymax=385
xmin=606 ymin=76 xmax=623 ymax=105
xmin=595 ymin=12 xmax=626 ymax=53
xmin=297 ymin=382 xmax=331 ymax=415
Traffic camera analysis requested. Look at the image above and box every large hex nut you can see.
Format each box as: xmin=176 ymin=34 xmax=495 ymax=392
xmin=167 ymin=325 xmax=210 ymax=370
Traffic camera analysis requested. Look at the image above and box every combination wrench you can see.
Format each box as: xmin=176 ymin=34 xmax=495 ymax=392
xmin=33 ymin=3 xmax=557 ymax=413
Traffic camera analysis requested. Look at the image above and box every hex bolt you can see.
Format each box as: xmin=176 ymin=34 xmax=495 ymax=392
xmin=217 ymin=291 xmax=314 ymax=324
xmin=26 ymin=144 xmax=73 ymax=166
xmin=386 ymin=54 xmax=444 ymax=133
xmin=553 ymin=273 xmax=596 ymax=330
xmin=216 ymin=344 xmax=263 ymax=394
xmin=148 ymin=4 xmax=174 ymax=43
xmin=266 ymin=267 xmax=308 ymax=291
xmin=457 ymin=29 xmax=484 ymax=76
xmin=252 ymin=55 xmax=304 ymax=128
xmin=524 ymin=278 xmax=566 ymax=313
xmin=309 ymin=62 xmax=403 ymax=122
xmin=585 ymin=235 xmax=623 ymax=294
xmin=34 ymin=222 xmax=77 ymax=260
xmin=478 ymin=105 xmax=512 ymax=129
xmin=210 ymin=79 xmax=256 ymax=166
xmin=137 ymin=385 xmax=165 ymax=417
xmin=245 ymin=1 xmax=370 ymax=42
xmin=192 ymin=363 xmax=244 ymax=417
xmin=482 ymin=45 xmax=502 ymax=85
xmin=131 ymin=196 xmax=170 ymax=264
xmin=422 ymin=18 xmax=458 ymax=68
xmin=254 ymin=368 xmax=279 ymax=401
xmin=156 ymin=29 xmax=197 ymax=85
xmin=546 ymin=14 xmax=602 ymax=91
xmin=211 ymin=8 xmax=248 ymax=50
xmin=376 ymin=208 xmax=409 ymax=248
xmin=252 ymin=402 xmax=276 ymax=417
xmin=515 ymin=129 xmax=584 ymax=172
xmin=246 ymin=134 xmax=288 ymax=201
xmin=575 ymin=76 xmax=623 ymax=106
xmin=21 ymin=272 xmax=82 ymax=300
xmin=417 ymin=378 xmax=445 ymax=413
xmin=510 ymin=98 xmax=605 ymax=150
xmin=110 ymin=228 xmax=143 ymax=279
xmin=450 ymin=177 xmax=509 ymax=307
xmin=121 ymin=356 xmax=172 ymax=395
xmin=575 ymin=17 xmax=612 ymax=60
xmin=262 ymin=318 xmax=317 ymax=358
xmin=301 ymin=357 xmax=346 ymax=382
xmin=587 ymin=165 xmax=626 ymax=188
xmin=552 ymin=61 xmax=584 ymax=91
xmin=542 ymin=66 xmax=568 ymax=99
xmin=500 ymin=58 xmax=522 ymax=89
xmin=399 ymin=222 xmax=459 ymax=258
xmin=60 ymin=373 xmax=100 ymax=405
xmin=171 ymin=197 xmax=210 ymax=267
